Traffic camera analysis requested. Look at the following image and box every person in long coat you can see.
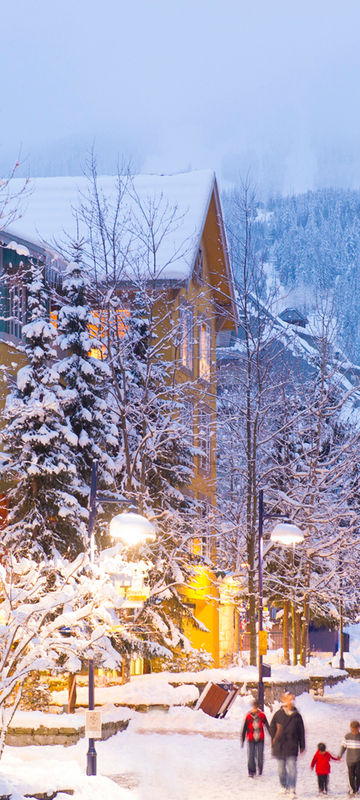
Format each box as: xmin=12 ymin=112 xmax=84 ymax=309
xmin=270 ymin=691 xmax=305 ymax=799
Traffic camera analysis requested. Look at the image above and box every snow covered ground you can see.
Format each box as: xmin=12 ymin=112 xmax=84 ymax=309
xmin=3 ymin=679 xmax=360 ymax=800
xmin=5 ymin=627 xmax=360 ymax=800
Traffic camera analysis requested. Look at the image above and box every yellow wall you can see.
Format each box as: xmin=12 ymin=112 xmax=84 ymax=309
xmin=170 ymin=191 xmax=237 ymax=667
xmin=183 ymin=566 xmax=220 ymax=664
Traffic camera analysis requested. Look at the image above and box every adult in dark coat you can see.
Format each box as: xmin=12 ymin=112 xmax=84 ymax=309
xmin=270 ymin=692 xmax=305 ymax=798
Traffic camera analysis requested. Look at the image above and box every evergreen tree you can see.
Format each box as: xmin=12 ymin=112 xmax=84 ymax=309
xmin=1 ymin=258 xmax=85 ymax=557
xmin=55 ymin=244 xmax=117 ymax=511
xmin=224 ymin=185 xmax=360 ymax=361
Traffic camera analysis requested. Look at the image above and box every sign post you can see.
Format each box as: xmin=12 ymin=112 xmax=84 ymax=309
xmin=85 ymin=710 xmax=102 ymax=740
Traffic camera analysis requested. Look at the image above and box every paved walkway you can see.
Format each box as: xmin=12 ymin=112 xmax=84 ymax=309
xmin=100 ymin=686 xmax=360 ymax=799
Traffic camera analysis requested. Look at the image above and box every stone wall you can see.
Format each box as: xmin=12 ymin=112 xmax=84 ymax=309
xmin=5 ymin=718 xmax=129 ymax=747
xmin=243 ymin=679 xmax=310 ymax=707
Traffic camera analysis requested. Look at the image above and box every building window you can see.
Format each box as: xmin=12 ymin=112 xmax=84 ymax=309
xmin=45 ymin=265 xmax=62 ymax=292
xmin=199 ymin=321 xmax=211 ymax=381
xmin=200 ymin=498 xmax=213 ymax=559
xmin=179 ymin=305 xmax=193 ymax=372
xmin=198 ymin=407 xmax=211 ymax=473
xmin=180 ymin=399 xmax=194 ymax=446
xmin=8 ymin=284 xmax=26 ymax=339
xmin=201 ymin=536 xmax=210 ymax=559
xmin=88 ymin=308 xmax=130 ymax=359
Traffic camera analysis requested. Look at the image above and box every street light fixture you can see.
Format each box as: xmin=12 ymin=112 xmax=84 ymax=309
xmin=110 ymin=511 xmax=156 ymax=546
xmin=258 ymin=490 xmax=304 ymax=710
xmin=86 ymin=460 xmax=156 ymax=777
xmin=270 ymin=522 xmax=304 ymax=546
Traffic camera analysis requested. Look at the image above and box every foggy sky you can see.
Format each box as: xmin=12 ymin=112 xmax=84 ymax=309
xmin=3 ymin=0 xmax=360 ymax=195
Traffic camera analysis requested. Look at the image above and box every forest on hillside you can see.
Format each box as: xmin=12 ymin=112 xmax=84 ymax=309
xmin=223 ymin=187 xmax=360 ymax=363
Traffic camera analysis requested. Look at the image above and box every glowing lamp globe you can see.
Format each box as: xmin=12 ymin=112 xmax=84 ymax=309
xmin=270 ymin=522 xmax=304 ymax=546
xmin=109 ymin=512 xmax=156 ymax=547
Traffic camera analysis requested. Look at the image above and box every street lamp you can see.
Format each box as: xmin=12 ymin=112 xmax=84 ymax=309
xmin=258 ymin=489 xmax=304 ymax=710
xmin=110 ymin=511 xmax=157 ymax=546
xmin=86 ymin=460 xmax=156 ymax=776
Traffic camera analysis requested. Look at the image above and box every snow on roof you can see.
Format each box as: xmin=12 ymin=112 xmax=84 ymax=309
xmin=4 ymin=170 xmax=216 ymax=282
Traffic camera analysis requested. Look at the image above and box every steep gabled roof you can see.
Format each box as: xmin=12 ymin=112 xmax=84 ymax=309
xmin=4 ymin=170 xmax=218 ymax=282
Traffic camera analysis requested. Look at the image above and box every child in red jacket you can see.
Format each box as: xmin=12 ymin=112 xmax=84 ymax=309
xmin=311 ymin=741 xmax=340 ymax=794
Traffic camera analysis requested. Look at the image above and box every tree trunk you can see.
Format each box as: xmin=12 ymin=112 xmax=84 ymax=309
xmin=296 ymin=611 xmax=302 ymax=663
xmin=291 ymin=598 xmax=297 ymax=665
xmin=67 ymin=673 xmax=77 ymax=713
xmin=283 ymin=600 xmax=290 ymax=665
xmin=300 ymin=596 xmax=309 ymax=667
xmin=248 ymin=568 xmax=257 ymax=666
xmin=121 ymin=657 xmax=131 ymax=684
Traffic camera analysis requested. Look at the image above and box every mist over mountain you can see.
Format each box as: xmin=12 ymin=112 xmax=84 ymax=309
xmin=223 ymin=187 xmax=360 ymax=364
xmin=6 ymin=137 xmax=360 ymax=199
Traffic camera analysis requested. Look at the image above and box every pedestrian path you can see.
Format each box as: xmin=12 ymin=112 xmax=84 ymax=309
xmin=96 ymin=684 xmax=360 ymax=799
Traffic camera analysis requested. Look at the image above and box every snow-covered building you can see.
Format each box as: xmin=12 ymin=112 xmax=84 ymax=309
xmin=0 ymin=169 xmax=238 ymax=667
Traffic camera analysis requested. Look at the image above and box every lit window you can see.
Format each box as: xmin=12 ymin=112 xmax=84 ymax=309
xmin=179 ymin=305 xmax=193 ymax=371
xmin=199 ymin=321 xmax=211 ymax=381
xmin=89 ymin=308 xmax=130 ymax=358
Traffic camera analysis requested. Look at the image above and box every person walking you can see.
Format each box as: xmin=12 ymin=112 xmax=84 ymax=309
xmin=241 ymin=697 xmax=270 ymax=777
xmin=311 ymin=741 xmax=339 ymax=794
xmin=270 ymin=691 xmax=305 ymax=799
xmin=339 ymin=719 xmax=360 ymax=796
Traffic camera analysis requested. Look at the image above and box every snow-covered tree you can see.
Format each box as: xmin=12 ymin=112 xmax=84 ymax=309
xmin=0 ymin=258 xmax=86 ymax=557
xmin=69 ymin=158 xmax=210 ymax=660
xmin=218 ymin=182 xmax=360 ymax=667
xmin=264 ymin=300 xmax=360 ymax=664
xmin=217 ymin=180 xmax=295 ymax=665
xmin=55 ymin=243 xmax=118 ymax=511
xmin=223 ymin=185 xmax=360 ymax=361
xmin=0 ymin=543 xmax=162 ymax=759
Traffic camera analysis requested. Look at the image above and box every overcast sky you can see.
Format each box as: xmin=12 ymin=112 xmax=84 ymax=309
xmin=3 ymin=0 xmax=360 ymax=195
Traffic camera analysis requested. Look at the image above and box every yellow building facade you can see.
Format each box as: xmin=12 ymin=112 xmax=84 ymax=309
xmin=169 ymin=179 xmax=239 ymax=666
xmin=0 ymin=171 xmax=240 ymax=669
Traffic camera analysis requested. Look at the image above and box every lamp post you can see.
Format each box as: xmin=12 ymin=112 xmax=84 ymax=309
xmin=338 ymin=550 xmax=345 ymax=670
xmin=86 ymin=459 xmax=156 ymax=776
xmin=257 ymin=489 xmax=304 ymax=710
xmin=339 ymin=596 xmax=344 ymax=670
xmin=86 ymin=459 xmax=98 ymax=777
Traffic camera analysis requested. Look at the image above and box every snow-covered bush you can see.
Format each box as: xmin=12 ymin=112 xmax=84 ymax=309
xmin=151 ymin=647 xmax=213 ymax=673
xmin=0 ymin=546 xmax=141 ymax=759
xmin=19 ymin=672 xmax=51 ymax=712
